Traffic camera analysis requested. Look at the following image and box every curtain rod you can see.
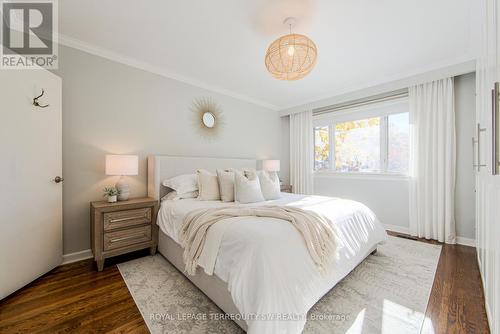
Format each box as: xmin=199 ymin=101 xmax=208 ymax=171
xmin=313 ymin=90 xmax=409 ymax=116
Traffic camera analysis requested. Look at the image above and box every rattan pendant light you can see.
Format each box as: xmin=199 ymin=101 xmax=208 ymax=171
xmin=265 ymin=18 xmax=317 ymax=81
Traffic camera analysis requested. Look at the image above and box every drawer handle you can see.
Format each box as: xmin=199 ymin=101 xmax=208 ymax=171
xmin=109 ymin=215 xmax=147 ymax=223
xmin=109 ymin=233 xmax=147 ymax=243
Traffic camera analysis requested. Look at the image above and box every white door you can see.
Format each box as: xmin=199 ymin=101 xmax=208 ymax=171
xmin=0 ymin=69 xmax=62 ymax=299
xmin=475 ymin=0 xmax=500 ymax=332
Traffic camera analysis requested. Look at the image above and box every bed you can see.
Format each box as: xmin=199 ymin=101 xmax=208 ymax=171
xmin=147 ymin=155 xmax=387 ymax=334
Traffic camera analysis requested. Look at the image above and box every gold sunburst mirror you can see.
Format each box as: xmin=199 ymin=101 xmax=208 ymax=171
xmin=191 ymin=97 xmax=224 ymax=138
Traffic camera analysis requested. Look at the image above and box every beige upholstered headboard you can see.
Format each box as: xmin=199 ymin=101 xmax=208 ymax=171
xmin=147 ymin=155 xmax=257 ymax=200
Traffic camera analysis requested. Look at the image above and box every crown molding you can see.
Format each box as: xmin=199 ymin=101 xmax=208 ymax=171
xmin=57 ymin=33 xmax=475 ymax=114
xmin=280 ymin=56 xmax=476 ymax=116
xmin=57 ymin=34 xmax=280 ymax=111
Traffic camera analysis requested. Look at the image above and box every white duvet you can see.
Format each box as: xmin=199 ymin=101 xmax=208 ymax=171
xmin=157 ymin=193 xmax=387 ymax=334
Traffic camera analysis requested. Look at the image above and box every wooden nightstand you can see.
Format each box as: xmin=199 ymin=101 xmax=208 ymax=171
xmin=90 ymin=197 xmax=159 ymax=271
xmin=280 ymin=184 xmax=292 ymax=193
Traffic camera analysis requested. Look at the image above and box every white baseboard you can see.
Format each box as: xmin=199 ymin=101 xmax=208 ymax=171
xmin=384 ymin=225 xmax=476 ymax=247
xmin=456 ymin=236 xmax=476 ymax=247
xmin=62 ymin=249 xmax=93 ymax=265
xmin=384 ymin=224 xmax=410 ymax=235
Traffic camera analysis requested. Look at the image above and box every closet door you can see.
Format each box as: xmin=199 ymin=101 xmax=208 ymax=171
xmin=475 ymin=0 xmax=500 ymax=332
xmin=0 ymin=69 xmax=62 ymax=299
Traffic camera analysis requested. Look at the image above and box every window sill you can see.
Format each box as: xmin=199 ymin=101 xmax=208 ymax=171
xmin=314 ymin=171 xmax=410 ymax=181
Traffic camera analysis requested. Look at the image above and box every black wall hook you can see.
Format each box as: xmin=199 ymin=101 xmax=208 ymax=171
xmin=33 ymin=89 xmax=49 ymax=108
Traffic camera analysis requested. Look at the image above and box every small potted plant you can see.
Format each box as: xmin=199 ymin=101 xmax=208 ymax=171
xmin=103 ymin=187 xmax=119 ymax=203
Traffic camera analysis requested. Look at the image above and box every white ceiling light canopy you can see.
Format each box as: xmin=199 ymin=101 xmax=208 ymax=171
xmin=265 ymin=17 xmax=318 ymax=81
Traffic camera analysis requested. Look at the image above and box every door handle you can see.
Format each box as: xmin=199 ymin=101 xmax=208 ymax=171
xmin=493 ymin=83 xmax=500 ymax=175
xmin=53 ymin=176 xmax=64 ymax=183
xmin=473 ymin=124 xmax=487 ymax=172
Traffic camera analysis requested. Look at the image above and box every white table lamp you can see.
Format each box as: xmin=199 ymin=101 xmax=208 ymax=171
xmin=262 ymin=159 xmax=280 ymax=172
xmin=105 ymin=154 xmax=138 ymax=201
xmin=262 ymin=159 xmax=281 ymax=183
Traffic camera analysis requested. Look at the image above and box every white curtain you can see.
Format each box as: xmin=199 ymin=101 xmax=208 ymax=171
xmin=409 ymin=77 xmax=456 ymax=243
xmin=290 ymin=110 xmax=314 ymax=194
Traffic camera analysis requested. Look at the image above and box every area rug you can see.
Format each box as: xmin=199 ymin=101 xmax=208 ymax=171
xmin=118 ymin=236 xmax=441 ymax=334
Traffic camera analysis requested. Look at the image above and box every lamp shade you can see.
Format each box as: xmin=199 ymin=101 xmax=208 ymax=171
xmin=262 ymin=160 xmax=280 ymax=172
xmin=265 ymin=33 xmax=317 ymax=81
xmin=105 ymin=155 xmax=138 ymax=176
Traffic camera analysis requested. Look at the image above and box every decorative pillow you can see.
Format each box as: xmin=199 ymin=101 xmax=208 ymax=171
xmin=217 ymin=169 xmax=235 ymax=202
xmin=197 ymin=169 xmax=221 ymax=201
xmin=162 ymin=174 xmax=198 ymax=194
xmin=258 ymin=171 xmax=281 ymax=200
xmin=161 ymin=190 xmax=199 ymax=201
xmin=234 ymin=171 xmax=264 ymax=204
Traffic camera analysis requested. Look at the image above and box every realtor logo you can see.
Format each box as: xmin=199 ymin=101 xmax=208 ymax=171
xmin=1 ymin=1 xmax=58 ymax=69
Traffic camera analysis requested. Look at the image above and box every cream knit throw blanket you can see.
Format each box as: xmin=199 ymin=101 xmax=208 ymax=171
xmin=180 ymin=205 xmax=339 ymax=275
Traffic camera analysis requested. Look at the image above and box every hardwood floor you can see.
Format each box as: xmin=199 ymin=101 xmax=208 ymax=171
xmin=0 ymin=250 xmax=150 ymax=334
xmin=0 ymin=237 xmax=490 ymax=334
xmin=387 ymin=232 xmax=490 ymax=334
xmin=426 ymin=242 xmax=490 ymax=333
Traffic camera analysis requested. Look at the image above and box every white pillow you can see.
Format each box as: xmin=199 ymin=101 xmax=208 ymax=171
xmin=197 ymin=169 xmax=221 ymax=201
xmin=234 ymin=171 xmax=264 ymax=204
xmin=258 ymin=171 xmax=281 ymax=200
xmin=217 ymin=169 xmax=235 ymax=202
xmin=161 ymin=190 xmax=199 ymax=201
xmin=162 ymin=174 xmax=198 ymax=194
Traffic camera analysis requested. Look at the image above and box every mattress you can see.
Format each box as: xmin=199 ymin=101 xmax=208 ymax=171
xmin=157 ymin=193 xmax=387 ymax=334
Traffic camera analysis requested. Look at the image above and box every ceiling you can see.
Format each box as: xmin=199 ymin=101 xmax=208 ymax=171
xmin=59 ymin=0 xmax=477 ymax=110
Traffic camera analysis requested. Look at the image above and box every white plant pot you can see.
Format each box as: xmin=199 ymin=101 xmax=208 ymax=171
xmin=107 ymin=195 xmax=117 ymax=203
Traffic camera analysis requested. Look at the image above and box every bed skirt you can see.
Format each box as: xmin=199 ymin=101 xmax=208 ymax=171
xmin=158 ymin=231 xmax=248 ymax=331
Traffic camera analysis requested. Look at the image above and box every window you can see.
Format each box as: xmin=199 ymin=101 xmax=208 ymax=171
xmin=387 ymin=113 xmax=409 ymax=173
xmin=334 ymin=117 xmax=380 ymax=172
xmin=314 ymin=126 xmax=330 ymax=171
xmin=313 ymin=100 xmax=409 ymax=175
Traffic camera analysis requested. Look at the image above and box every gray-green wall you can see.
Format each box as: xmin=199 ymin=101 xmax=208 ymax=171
xmin=454 ymin=72 xmax=476 ymax=240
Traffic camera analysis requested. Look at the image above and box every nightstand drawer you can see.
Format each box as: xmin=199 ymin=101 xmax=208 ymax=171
xmin=91 ymin=197 xmax=158 ymax=271
xmin=280 ymin=185 xmax=292 ymax=193
xmin=103 ymin=225 xmax=152 ymax=251
xmin=103 ymin=208 xmax=152 ymax=231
